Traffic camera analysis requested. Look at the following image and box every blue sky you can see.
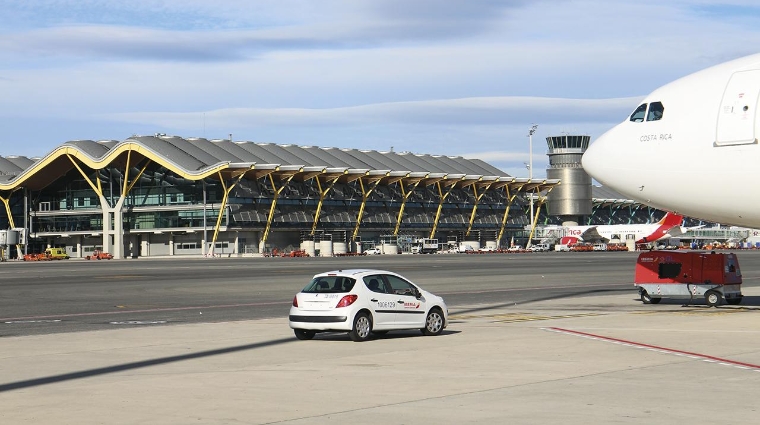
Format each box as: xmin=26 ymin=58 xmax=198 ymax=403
xmin=1 ymin=0 xmax=760 ymax=177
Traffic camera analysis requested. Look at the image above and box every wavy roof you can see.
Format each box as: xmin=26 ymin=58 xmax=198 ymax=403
xmin=0 ymin=135 xmax=551 ymax=191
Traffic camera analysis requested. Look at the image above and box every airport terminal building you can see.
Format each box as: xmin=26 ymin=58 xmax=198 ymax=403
xmin=0 ymin=135 xmax=677 ymax=259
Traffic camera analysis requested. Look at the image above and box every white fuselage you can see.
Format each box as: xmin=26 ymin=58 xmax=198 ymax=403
xmin=582 ymin=54 xmax=760 ymax=228
xmin=565 ymin=222 xmax=680 ymax=243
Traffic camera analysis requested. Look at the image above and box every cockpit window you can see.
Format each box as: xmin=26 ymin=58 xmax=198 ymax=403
xmin=629 ymin=104 xmax=647 ymax=122
xmin=646 ymin=101 xmax=664 ymax=121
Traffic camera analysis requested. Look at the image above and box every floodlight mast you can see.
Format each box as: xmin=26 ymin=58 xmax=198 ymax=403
xmin=528 ymin=124 xmax=538 ymax=222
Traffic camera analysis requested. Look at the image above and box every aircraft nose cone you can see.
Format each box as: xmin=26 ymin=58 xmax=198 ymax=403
xmin=581 ymin=134 xmax=609 ymax=183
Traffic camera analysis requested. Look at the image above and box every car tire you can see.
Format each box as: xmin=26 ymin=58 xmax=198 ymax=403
xmin=349 ymin=312 xmax=372 ymax=342
xmin=640 ymin=290 xmax=653 ymax=304
xmin=705 ymin=290 xmax=721 ymax=307
xmin=421 ymin=308 xmax=444 ymax=336
xmin=726 ymin=295 xmax=743 ymax=305
xmin=293 ymin=329 xmax=316 ymax=340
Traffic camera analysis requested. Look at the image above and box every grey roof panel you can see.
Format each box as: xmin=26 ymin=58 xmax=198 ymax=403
xmin=235 ymin=143 xmax=290 ymax=164
xmin=158 ymin=135 xmax=222 ymax=167
xmin=301 ymin=146 xmax=354 ymax=168
xmin=63 ymin=140 xmax=110 ymax=158
xmin=393 ymin=152 xmax=446 ymax=173
xmin=210 ymin=140 xmax=267 ymax=164
xmin=3 ymin=156 xmax=36 ymax=171
xmin=127 ymin=136 xmax=207 ymax=170
xmin=0 ymin=157 xmax=24 ymax=176
xmin=251 ymin=143 xmax=308 ymax=165
xmin=433 ymin=155 xmax=488 ymax=175
xmin=187 ymin=138 xmax=246 ymax=163
xmin=464 ymin=158 xmax=509 ymax=176
xmin=282 ymin=145 xmax=333 ymax=168
xmin=319 ymin=148 xmax=374 ymax=169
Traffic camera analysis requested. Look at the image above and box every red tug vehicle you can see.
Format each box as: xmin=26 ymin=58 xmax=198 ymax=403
xmin=634 ymin=251 xmax=742 ymax=307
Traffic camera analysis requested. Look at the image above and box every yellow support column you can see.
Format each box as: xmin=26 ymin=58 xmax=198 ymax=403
xmin=311 ymin=174 xmax=340 ymax=235
xmin=393 ymin=179 xmax=420 ymax=235
xmin=261 ymin=173 xmax=296 ymax=250
xmin=209 ymin=170 xmax=248 ymax=256
xmin=0 ymin=189 xmax=21 ymax=258
xmin=526 ymin=185 xmax=556 ymax=247
xmin=429 ymin=179 xmax=460 ymax=240
xmin=351 ymin=177 xmax=382 ymax=241
xmin=465 ymin=182 xmax=493 ymax=237
xmin=497 ymin=183 xmax=526 ymax=247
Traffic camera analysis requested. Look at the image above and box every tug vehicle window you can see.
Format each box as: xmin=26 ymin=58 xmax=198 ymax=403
xmin=629 ymin=104 xmax=647 ymax=122
xmin=658 ymin=262 xmax=681 ymax=279
xmin=646 ymin=101 xmax=664 ymax=121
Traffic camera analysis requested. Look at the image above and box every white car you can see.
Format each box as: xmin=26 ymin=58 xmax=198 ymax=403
xmin=289 ymin=269 xmax=448 ymax=342
xmin=363 ymin=248 xmax=381 ymax=255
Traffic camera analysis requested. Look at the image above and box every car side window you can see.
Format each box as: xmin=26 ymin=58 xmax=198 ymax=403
xmin=384 ymin=274 xmax=417 ymax=296
xmin=629 ymin=103 xmax=647 ymax=122
xmin=363 ymin=275 xmax=388 ymax=293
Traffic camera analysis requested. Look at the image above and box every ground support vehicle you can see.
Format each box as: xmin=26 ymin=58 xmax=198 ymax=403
xmin=634 ymin=251 xmax=742 ymax=307
xmin=44 ymin=247 xmax=70 ymax=260
xmin=85 ymin=250 xmax=113 ymax=260
xmin=23 ymin=253 xmax=52 ymax=261
xmin=289 ymin=269 xmax=448 ymax=342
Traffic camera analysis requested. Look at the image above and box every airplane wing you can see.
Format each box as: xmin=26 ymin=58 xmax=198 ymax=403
xmin=579 ymin=227 xmax=608 ymax=242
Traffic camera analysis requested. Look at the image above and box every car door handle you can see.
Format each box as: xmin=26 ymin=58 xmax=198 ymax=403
xmin=397 ymin=300 xmax=405 ymax=303
xmin=371 ymin=298 xmax=378 ymax=302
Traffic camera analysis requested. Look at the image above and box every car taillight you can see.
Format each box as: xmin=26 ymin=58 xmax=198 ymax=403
xmin=292 ymin=296 xmax=298 ymax=307
xmin=335 ymin=294 xmax=357 ymax=308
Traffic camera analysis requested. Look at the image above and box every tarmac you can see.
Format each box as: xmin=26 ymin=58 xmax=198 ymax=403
xmin=3 ymin=287 xmax=760 ymax=424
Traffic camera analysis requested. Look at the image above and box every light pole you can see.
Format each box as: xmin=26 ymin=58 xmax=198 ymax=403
xmin=528 ymin=124 xmax=538 ymax=222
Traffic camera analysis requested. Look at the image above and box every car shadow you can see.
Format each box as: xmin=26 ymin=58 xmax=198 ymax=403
xmin=312 ymin=329 xmax=460 ymax=342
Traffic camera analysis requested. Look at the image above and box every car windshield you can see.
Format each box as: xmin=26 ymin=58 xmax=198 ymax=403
xmin=302 ymin=276 xmax=356 ymax=293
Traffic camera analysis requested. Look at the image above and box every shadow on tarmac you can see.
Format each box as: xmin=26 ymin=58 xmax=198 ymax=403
xmin=453 ymin=287 xmax=632 ymax=316
xmin=0 ymin=337 xmax=295 ymax=393
xmin=636 ymin=295 xmax=760 ymax=310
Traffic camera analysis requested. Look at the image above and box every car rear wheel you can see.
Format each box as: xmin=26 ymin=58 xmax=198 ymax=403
xmin=421 ymin=308 xmax=444 ymax=336
xmin=294 ymin=329 xmax=316 ymax=340
xmin=349 ymin=312 xmax=372 ymax=342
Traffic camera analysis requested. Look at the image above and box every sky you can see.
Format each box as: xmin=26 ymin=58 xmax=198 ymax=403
xmin=2 ymin=1 xmax=760 ymax=178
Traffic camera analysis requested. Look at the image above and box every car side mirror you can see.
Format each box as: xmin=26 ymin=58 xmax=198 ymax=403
xmin=415 ymin=288 xmax=422 ymax=299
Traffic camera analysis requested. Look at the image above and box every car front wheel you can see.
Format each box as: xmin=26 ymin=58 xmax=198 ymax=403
xmin=421 ymin=308 xmax=444 ymax=336
xmin=349 ymin=312 xmax=372 ymax=342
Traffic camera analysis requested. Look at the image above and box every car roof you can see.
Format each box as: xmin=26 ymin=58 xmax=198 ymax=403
xmin=314 ymin=269 xmax=395 ymax=278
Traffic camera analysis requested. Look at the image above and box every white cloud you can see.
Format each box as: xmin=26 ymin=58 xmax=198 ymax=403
xmin=1 ymin=0 xmax=760 ymax=179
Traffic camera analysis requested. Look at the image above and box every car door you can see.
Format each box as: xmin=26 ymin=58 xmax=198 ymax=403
xmin=382 ymin=274 xmax=427 ymax=327
xmin=362 ymin=274 xmax=398 ymax=328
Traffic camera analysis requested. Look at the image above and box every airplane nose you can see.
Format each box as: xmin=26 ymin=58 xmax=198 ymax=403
xmin=581 ymin=133 xmax=608 ymax=182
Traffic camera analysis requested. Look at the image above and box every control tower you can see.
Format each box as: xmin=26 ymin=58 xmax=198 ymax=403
xmin=545 ymin=135 xmax=592 ymax=225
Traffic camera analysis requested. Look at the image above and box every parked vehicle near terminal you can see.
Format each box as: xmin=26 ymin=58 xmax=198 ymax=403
xmin=44 ymin=247 xmax=69 ymax=260
xmin=529 ymin=244 xmax=550 ymax=252
xmin=85 ymin=250 xmax=113 ymax=260
xmin=289 ymin=269 xmax=448 ymax=342
xmin=363 ymin=247 xmax=381 ymax=255
xmin=634 ymin=251 xmax=743 ymax=306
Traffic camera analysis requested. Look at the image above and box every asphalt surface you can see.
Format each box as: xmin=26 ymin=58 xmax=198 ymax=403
xmin=1 ymin=251 xmax=661 ymax=336
xmin=4 ymin=250 xmax=760 ymax=424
